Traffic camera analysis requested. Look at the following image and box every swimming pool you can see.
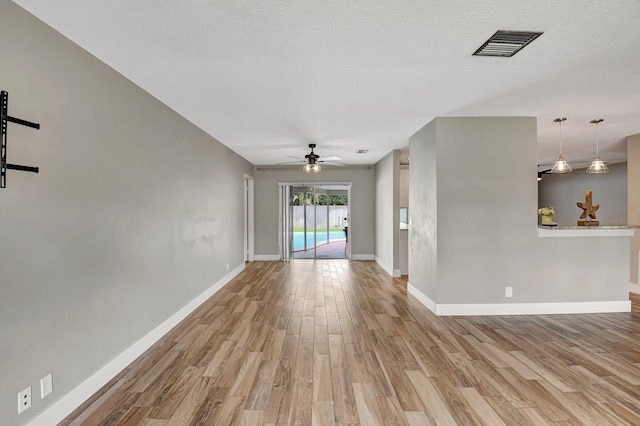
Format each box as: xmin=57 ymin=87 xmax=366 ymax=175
xmin=292 ymin=231 xmax=346 ymax=251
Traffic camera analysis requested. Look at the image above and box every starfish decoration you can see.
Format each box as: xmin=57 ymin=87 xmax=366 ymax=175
xmin=577 ymin=190 xmax=599 ymax=220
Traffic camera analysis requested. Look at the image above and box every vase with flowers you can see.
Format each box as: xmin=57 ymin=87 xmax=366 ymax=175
xmin=538 ymin=207 xmax=557 ymax=226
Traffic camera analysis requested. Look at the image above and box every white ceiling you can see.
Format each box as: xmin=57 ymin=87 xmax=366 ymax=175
xmin=13 ymin=0 xmax=640 ymax=170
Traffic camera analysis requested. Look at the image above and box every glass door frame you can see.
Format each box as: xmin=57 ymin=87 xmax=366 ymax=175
xmin=290 ymin=185 xmax=318 ymax=257
xmin=279 ymin=181 xmax=352 ymax=260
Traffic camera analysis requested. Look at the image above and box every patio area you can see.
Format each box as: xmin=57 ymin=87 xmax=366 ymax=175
xmin=291 ymin=240 xmax=348 ymax=259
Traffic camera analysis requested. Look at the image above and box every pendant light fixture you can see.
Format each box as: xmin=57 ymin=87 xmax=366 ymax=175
xmin=586 ymin=119 xmax=608 ymax=173
xmin=550 ymin=117 xmax=572 ymax=174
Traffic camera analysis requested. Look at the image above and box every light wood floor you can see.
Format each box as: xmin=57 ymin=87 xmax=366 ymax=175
xmin=61 ymin=260 xmax=640 ymax=425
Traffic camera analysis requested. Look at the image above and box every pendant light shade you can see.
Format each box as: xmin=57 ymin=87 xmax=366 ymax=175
xmin=551 ymin=117 xmax=572 ymax=174
xmin=586 ymin=119 xmax=608 ymax=174
xmin=551 ymin=155 xmax=572 ymax=173
xmin=586 ymin=157 xmax=607 ymax=173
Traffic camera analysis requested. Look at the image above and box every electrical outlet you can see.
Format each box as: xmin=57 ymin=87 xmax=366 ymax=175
xmin=41 ymin=373 xmax=53 ymax=399
xmin=18 ymin=386 xmax=31 ymax=414
xmin=505 ymin=286 xmax=513 ymax=298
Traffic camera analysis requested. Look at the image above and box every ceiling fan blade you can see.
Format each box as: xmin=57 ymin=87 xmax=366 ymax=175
xmin=276 ymin=160 xmax=305 ymax=165
xmin=321 ymin=156 xmax=341 ymax=161
xmin=323 ymin=161 xmax=346 ymax=167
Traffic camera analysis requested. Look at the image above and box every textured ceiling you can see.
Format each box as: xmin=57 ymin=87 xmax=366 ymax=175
xmin=13 ymin=0 xmax=640 ymax=169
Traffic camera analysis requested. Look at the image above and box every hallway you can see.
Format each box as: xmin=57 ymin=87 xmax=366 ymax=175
xmin=62 ymin=260 xmax=640 ymax=425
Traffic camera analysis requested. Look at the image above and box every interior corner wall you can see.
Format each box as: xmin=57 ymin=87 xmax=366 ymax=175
xmin=252 ymin=166 xmax=375 ymax=258
xmin=0 ymin=3 xmax=253 ymax=424
xmin=628 ymin=133 xmax=640 ymax=284
xmin=538 ymin=162 xmax=627 ymax=226
xmin=408 ymin=120 xmax=438 ymax=300
xmin=409 ymin=117 xmax=629 ymax=310
xmin=374 ymin=150 xmax=400 ymax=276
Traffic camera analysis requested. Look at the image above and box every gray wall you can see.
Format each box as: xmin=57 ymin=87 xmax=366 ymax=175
xmin=629 ymin=134 xmax=640 ymax=284
xmin=538 ymin=163 xmax=627 ymax=226
xmin=0 ymin=3 xmax=253 ymax=424
xmin=409 ymin=117 xmax=629 ymax=306
xmin=253 ymin=166 xmax=375 ymax=258
xmin=399 ymin=166 xmax=409 ymax=208
xmin=399 ymin=166 xmax=409 ymax=275
xmin=409 ymin=120 xmax=438 ymax=301
xmin=374 ymin=150 xmax=399 ymax=275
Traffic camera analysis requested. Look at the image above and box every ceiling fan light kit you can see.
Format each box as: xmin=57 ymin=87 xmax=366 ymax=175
xmin=303 ymin=143 xmax=321 ymax=174
xmin=301 ymin=143 xmax=339 ymax=173
xmin=276 ymin=143 xmax=343 ymax=172
xmin=303 ymin=162 xmax=321 ymax=174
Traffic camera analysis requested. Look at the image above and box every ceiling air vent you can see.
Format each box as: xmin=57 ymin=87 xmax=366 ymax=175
xmin=472 ymin=30 xmax=543 ymax=57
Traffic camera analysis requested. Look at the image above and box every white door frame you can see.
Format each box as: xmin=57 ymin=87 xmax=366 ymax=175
xmin=244 ymin=174 xmax=255 ymax=261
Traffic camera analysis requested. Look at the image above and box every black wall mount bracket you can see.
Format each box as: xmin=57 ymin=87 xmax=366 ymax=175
xmin=1 ymin=90 xmax=41 ymax=188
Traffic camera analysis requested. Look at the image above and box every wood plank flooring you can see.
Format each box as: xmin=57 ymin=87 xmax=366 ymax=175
xmin=631 ymin=292 xmax=640 ymax=314
xmin=61 ymin=260 xmax=640 ymax=425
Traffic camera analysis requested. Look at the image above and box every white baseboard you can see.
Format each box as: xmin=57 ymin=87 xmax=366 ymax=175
xmin=408 ymin=282 xmax=631 ymax=316
xmin=407 ymin=283 xmax=437 ymax=312
xmin=374 ymin=256 xmax=394 ymax=277
xmin=631 ymin=282 xmax=640 ymax=294
xmin=254 ymin=254 xmax=280 ymax=261
xmin=27 ymin=263 xmax=245 ymax=426
xmin=351 ymin=254 xmax=375 ymax=261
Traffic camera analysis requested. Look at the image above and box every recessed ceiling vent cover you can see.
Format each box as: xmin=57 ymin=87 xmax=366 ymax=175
xmin=473 ymin=30 xmax=543 ymax=57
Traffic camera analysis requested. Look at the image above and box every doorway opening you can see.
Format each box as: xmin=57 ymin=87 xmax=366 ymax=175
xmin=244 ymin=174 xmax=254 ymax=262
xmin=284 ymin=184 xmax=350 ymax=259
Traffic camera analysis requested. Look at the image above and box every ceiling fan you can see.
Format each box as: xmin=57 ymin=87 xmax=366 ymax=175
xmin=278 ymin=144 xmax=344 ymax=173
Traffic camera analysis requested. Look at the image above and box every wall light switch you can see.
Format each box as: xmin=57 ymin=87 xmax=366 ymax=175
xmin=41 ymin=373 xmax=53 ymax=398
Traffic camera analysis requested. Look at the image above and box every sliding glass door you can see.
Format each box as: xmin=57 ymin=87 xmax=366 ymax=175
xmin=290 ymin=187 xmax=314 ymax=258
xmin=286 ymin=184 xmax=350 ymax=259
